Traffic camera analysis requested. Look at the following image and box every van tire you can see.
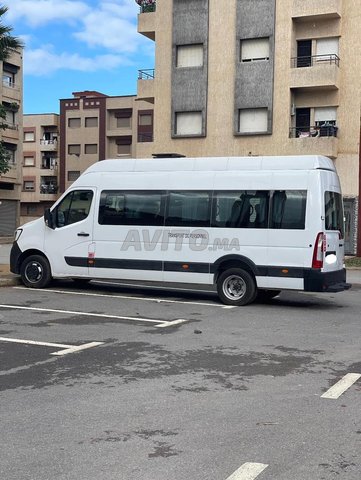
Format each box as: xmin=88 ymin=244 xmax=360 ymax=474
xmin=20 ymin=255 xmax=52 ymax=288
xmin=217 ymin=268 xmax=257 ymax=306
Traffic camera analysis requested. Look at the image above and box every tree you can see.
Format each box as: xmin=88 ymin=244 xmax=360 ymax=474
xmin=0 ymin=4 xmax=24 ymax=175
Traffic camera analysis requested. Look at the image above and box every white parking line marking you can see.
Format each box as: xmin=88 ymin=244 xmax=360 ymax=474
xmin=0 ymin=336 xmax=72 ymax=349
xmin=226 ymin=463 xmax=268 ymax=480
xmin=321 ymin=373 xmax=361 ymax=399
xmin=51 ymin=342 xmax=104 ymax=356
xmin=14 ymin=286 xmax=223 ymax=308
xmin=0 ymin=337 xmax=104 ymax=356
xmin=0 ymin=304 xmax=181 ymax=327
xmin=155 ymin=319 xmax=189 ymax=328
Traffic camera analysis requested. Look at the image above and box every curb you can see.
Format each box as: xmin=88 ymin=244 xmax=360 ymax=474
xmin=0 ymin=275 xmax=21 ymax=287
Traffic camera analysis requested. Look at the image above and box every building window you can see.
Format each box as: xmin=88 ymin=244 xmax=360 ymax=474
xmin=316 ymin=37 xmax=339 ymax=59
xmin=241 ymin=38 xmax=270 ymax=62
xmin=139 ymin=114 xmax=153 ymax=126
xmin=85 ymin=117 xmax=98 ymax=128
xmin=67 ymin=171 xmax=80 ymax=182
xmin=26 ymin=205 xmax=38 ymax=216
xmin=176 ymin=44 xmax=203 ymax=68
xmin=85 ymin=144 xmax=98 ymax=154
xmin=24 ymin=131 xmax=35 ymax=142
xmin=117 ymin=144 xmax=131 ymax=156
xmin=117 ymin=117 xmax=131 ymax=128
xmin=24 ymin=156 xmax=35 ymax=167
xmin=175 ymin=112 xmax=202 ymax=136
xmin=23 ymin=180 xmax=35 ymax=191
xmin=68 ymin=118 xmax=81 ymax=128
xmin=68 ymin=144 xmax=81 ymax=155
xmin=238 ymin=108 xmax=268 ymax=134
xmin=314 ymin=107 xmax=337 ymax=126
xmin=3 ymin=71 xmax=15 ymax=87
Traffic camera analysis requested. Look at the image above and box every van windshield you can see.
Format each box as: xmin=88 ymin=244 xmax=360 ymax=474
xmin=325 ymin=191 xmax=344 ymax=237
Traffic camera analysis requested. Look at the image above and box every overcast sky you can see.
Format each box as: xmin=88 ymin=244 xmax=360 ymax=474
xmin=6 ymin=0 xmax=155 ymax=114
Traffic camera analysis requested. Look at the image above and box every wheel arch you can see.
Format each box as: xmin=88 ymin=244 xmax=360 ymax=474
xmin=213 ymin=254 xmax=258 ymax=284
xmin=17 ymin=249 xmax=51 ymax=274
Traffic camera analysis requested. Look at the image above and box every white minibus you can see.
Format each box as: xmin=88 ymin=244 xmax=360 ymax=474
xmin=11 ymin=155 xmax=351 ymax=306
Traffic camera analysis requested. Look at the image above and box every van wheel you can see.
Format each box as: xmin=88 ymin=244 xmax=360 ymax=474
xmin=257 ymin=289 xmax=281 ymax=302
xmin=20 ymin=255 xmax=52 ymax=288
xmin=217 ymin=268 xmax=257 ymax=306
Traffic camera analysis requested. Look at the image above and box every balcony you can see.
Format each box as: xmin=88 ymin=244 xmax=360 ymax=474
xmin=137 ymin=1 xmax=156 ymax=40
xmin=137 ymin=69 xmax=155 ymax=103
xmin=2 ymin=80 xmax=21 ymax=102
xmin=292 ymin=0 xmax=342 ymax=21
xmin=3 ymin=124 xmax=19 ymax=140
xmin=289 ymin=125 xmax=338 ymax=158
xmin=40 ymin=139 xmax=58 ymax=151
xmin=290 ymin=54 xmax=340 ymax=90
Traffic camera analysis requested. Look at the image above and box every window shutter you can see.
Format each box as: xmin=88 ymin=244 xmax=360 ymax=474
xmin=177 ymin=45 xmax=203 ymax=67
xmin=314 ymin=107 xmax=337 ymax=122
xmin=239 ymin=109 xmax=268 ymax=133
xmin=241 ymin=38 xmax=269 ymax=61
xmin=176 ymin=112 xmax=202 ymax=135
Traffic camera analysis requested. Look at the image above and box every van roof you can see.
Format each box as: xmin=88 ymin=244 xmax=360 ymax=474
xmin=83 ymin=155 xmax=335 ymax=174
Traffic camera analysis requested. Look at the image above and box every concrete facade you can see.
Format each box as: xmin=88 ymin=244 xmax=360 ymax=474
xmin=0 ymin=50 xmax=23 ymax=235
xmin=136 ymin=0 xmax=361 ymax=255
xmin=59 ymin=91 xmax=154 ymax=193
xmin=20 ymin=113 xmax=60 ymax=225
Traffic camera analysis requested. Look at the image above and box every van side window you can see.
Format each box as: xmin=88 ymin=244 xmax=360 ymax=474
xmin=212 ymin=191 xmax=269 ymax=228
xmin=55 ymin=190 xmax=93 ymax=228
xmin=270 ymin=190 xmax=307 ymax=229
xmin=165 ymin=191 xmax=211 ymax=227
xmin=325 ymin=191 xmax=344 ymax=236
xmin=99 ymin=191 xmax=165 ymax=226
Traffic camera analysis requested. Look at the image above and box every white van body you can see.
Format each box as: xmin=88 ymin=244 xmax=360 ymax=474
xmin=11 ymin=155 xmax=351 ymax=305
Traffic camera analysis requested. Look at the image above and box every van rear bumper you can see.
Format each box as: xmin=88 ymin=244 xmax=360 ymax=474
xmin=304 ymin=268 xmax=352 ymax=293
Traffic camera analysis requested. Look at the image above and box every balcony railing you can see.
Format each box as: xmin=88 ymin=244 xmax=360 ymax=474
xmin=2 ymin=80 xmax=20 ymax=90
xmin=40 ymin=139 xmax=58 ymax=145
xmin=138 ymin=69 xmax=155 ymax=80
xmin=289 ymin=125 xmax=338 ymax=138
xmin=136 ymin=1 xmax=156 ymax=13
xmin=5 ymin=123 xmax=18 ymax=130
xmin=40 ymin=184 xmax=58 ymax=194
xmin=291 ymin=54 xmax=340 ymax=68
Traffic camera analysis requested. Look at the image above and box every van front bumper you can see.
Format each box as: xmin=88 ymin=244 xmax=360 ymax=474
xmin=10 ymin=241 xmax=22 ymax=274
xmin=304 ymin=268 xmax=351 ymax=293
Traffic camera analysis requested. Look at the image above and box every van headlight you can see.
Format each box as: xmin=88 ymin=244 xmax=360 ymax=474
xmin=14 ymin=228 xmax=23 ymax=242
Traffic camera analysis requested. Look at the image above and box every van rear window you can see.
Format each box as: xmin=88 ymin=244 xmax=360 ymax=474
xmin=325 ymin=191 xmax=344 ymax=236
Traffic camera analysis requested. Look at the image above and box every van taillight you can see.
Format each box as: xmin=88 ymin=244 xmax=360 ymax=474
xmin=312 ymin=232 xmax=325 ymax=269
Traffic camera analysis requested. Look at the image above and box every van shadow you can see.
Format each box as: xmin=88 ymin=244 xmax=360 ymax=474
xmin=53 ymin=279 xmax=340 ymax=310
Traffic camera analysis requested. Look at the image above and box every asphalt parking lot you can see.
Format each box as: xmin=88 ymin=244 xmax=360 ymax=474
xmin=1 ymin=280 xmax=361 ymax=480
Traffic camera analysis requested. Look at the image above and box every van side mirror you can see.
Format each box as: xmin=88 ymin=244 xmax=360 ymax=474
xmin=44 ymin=208 xmax=55 ymax=229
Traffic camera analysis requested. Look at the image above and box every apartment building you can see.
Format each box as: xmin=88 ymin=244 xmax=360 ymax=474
xmin=0 ymin=50 xmax=23 ymax=235
xmin=59 ymin=91 xmax=154 ymax=193
xmin=20 ymin=113 xmax=60 ymax=225
xmin=135 ymin=0 xmax=361 ymax=255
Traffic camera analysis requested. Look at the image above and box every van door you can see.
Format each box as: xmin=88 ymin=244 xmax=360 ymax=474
xmin=323 ymin=190 xmax=345 ymax=272
xmin=44 ymin=189 xmax=95 ymax=277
